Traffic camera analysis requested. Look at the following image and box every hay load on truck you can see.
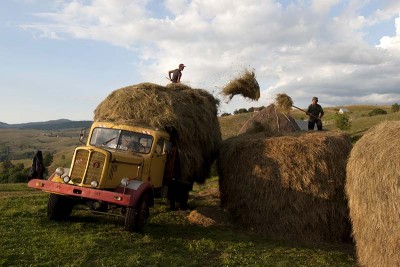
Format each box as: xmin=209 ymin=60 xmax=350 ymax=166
xmin=28 ymin=83 xmax=222 ymax=232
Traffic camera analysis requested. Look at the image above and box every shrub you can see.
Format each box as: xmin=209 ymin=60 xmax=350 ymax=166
xmin=368 ymin=109 xmax=387 ymax=116
xmin=0 ymin=161 xmax=31 ymax=183
xmin=43 ymin=152 xmax=54 ymax=167
xmin=334 ymin=114 xmax=351 ymax=131
xmin=233 ymin=108 xmax=248 ymax=114
xmin=391 ymin=103 xmax=399 ymax=113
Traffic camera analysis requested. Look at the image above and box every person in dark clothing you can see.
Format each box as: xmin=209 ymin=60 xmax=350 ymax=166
xmin=168 ymin=63 xmax=185 ymax=83
xmin=27 ymin=150 xmax=45 ymax=180
xmin=306 ymin=96 xmax=324 ymax=131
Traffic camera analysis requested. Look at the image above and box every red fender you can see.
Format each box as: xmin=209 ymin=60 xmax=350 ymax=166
xmin=115 ymin=180 xmax=154 ymax=207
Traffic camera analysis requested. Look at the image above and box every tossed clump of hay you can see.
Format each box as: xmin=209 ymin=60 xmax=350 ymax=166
xmin=346 ymin=121 xmax=400 ymax=267
xmin=94 ymin=83 xmax=222 ymax=184
xmin=237 ymin=104 xmax=300 ymax=135
xmin=222 ymin=69 xmax=260 ymax=101
xmin=217 ymin=131 xmax=352 ymax=243
xmin=275 ymin=93 xmax=293 ymax=113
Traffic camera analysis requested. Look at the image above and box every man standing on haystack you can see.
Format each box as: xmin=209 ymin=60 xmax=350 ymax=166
xmin=168 ymin=63 xmax=185 ymax=83
xmin=306 ymin=96 xmax=324 ymax=131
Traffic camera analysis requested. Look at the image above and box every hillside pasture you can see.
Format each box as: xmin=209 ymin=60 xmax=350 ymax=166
xmin=0 ymin=128 xmax=81 ymax=164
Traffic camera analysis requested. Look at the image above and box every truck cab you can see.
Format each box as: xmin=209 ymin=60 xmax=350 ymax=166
xmin=28 ymin=121 xmax=180 ymax=232
xmin=73 ymin=121 xmax=171 ymax=190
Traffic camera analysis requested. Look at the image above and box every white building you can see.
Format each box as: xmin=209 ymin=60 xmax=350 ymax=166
xmin=338 ymin=108 xmax=349 ymax=114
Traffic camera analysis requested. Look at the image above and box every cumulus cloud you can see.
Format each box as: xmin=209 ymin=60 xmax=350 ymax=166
xmin=20 ymin=0 xmax=400 ymax=111
xmin=378 ymin=14 xmax=400 ymax=51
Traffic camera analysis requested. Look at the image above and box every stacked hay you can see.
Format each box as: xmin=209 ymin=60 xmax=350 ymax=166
xmin=346 ymin=121 xmax=400 ymax=267
xmin=222 ymin=69 xmax=260 ymax=101
xmin=237 ymin=104 xmax=300 ymax=135
xmin=94 ymin=82 xmax=222 ymax=184
xmin=217 ymin=131 xmax=352 ymax=243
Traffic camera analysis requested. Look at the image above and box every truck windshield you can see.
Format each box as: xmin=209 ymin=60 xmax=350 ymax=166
xmin=90 ymin=127 xmax=153 ymax=154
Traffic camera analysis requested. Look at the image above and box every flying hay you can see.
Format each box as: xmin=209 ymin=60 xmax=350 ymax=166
xmin=237 ymin=104 xmax=300 ymax=135
xmin=275 ymin=93 xmax=294 ymax=113
xmin=94 ymin=82 xmax=222 ymax=184
xmin=222 ymin=69 xmax=260 ymax=101
xmin=346 ymin=121 xmax=400 ymax=267
xmin=217 ymin=131 xmax=352 ymax=243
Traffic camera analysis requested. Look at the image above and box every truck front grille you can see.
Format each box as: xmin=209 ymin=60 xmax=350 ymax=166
xmin=70 ymin=149 xmax=106 ymax=186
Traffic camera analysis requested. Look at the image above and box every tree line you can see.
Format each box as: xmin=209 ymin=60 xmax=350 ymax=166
xmin=0 ymin=152 xmax=53 ymax=183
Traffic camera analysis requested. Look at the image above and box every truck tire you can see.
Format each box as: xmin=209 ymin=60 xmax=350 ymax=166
xmin=124 ymin=195 xmax=149 ymax=232
xmin=47 ymin=193 xmax=74 ymax=220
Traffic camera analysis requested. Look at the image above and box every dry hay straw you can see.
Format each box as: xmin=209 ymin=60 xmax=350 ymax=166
xmin=217 ymin=131 xmax=352 ymax=243
xmin=94 ymin=82 xmax=222 ymax=184
xmin=222 ymin=69 xmax=260 ymax=101
xmin=275 ymin=93 xmax=294 ymax=113
xmin=346 ymin=121 xmax=400 ymax=267
xmin=237 ymin=103 xmax=300 ymax=136
xmin=187 ymin=206 xmax=231 ymax=227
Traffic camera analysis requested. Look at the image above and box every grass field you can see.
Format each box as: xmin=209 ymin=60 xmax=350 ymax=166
xmin=0 ymin=179 xmax=356 ymax=267
xmin=1 ymin=105 xmax=399 ymax=266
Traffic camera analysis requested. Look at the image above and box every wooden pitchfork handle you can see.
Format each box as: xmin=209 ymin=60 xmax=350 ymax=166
xmin=292 ymin=105 xmax=321 ymax=120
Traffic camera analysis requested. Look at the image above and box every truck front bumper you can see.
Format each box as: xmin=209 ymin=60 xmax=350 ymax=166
xmin=28 ymin=179 xmax=131 ymax=206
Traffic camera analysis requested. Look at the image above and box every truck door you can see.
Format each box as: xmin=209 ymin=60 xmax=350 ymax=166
xmin=149 ymin=138 xmax=168 ymax=188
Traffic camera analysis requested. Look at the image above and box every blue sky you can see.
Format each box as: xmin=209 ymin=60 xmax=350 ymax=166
xmin=1 ymin=0 xmax=400 ymax=124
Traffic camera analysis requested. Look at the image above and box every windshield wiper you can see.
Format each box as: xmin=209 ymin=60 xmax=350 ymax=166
xmin=102 ymin=137 xmax=117 ymax=146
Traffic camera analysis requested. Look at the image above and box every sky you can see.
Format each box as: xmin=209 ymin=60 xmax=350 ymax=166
xmin=1 ymin=0 xmax=400 ymax=124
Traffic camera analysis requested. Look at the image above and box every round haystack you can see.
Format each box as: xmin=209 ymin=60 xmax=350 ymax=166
xmin=346 ymin=121 xmax=400 ymax=267
xmin=222 ymin=69 xmax=260 ymax=101
xmin=94 ymin=83 xmax=222 ymax=184
xmin=237 ymin=104 xmax=300 ymax=136
xmin=217 ymin=131 xmax=352 ymax=243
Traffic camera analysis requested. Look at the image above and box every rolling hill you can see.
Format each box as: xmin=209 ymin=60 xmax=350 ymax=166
xmin=0 ymin=119 xmax=92 ymax=130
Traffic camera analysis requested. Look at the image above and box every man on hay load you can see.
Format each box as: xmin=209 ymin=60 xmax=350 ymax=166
xmin=306 ymin=96 xmax=324 ymax=131
xmin=168 ymin=63 xmax=186 ymax=83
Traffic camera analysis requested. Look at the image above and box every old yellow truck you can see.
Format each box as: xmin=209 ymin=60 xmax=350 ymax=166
xmin=28 ymin=121 xmax=190 ymax=232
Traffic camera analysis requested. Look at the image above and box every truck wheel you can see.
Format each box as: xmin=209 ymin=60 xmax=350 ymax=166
xmin=124 ymin=196 xmax=149 ymax=232
xmin=47 ymin=193 xmax=74 ymax=220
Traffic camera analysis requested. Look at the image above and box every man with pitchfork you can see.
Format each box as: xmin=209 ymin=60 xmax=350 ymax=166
xmin=306 ymin=96 xmax=324 ymax=131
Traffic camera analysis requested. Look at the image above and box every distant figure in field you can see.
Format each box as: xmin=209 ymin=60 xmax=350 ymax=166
xmin=168 ymin=63 xmax=186 ymax=83
xmin=306 ymin=96 xmax=324 ymax=131
xmin=27 ymin=150 xmax=45 ymax=180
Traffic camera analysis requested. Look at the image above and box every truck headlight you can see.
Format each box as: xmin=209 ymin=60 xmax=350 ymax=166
xmin=63 ymin=176 xmax=71 ymax=183
xmin=55 ymin=167 xmax=65 ymax=176
xmin=91 ymin=181 xmax=99 ymax=188
xmin=120 ymin=178 xmax=129 ymax=187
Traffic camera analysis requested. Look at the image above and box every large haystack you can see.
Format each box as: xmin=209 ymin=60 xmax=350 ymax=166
xmin=237 ymin=104 xmax=300 ymax=136
xmin=222 ymin=69 xmax=260 ymax=101
xmin=346 ymin=121 xmax=400 ymax=267
xmin=217 ymin=131 xmax=352 ymax=243
xmin=94 ymin=83 xmax=222 ymax=184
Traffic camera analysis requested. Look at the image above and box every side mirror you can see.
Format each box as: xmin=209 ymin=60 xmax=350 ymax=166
xmin=79 ymin=128 xmax=87 ymax=144
xmin=164 ymin=141 xmax=172 ymax=154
